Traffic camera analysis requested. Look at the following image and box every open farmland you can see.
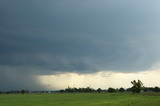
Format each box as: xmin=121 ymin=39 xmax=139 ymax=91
xmin=0 ymin=93 xmax=160 ymax=106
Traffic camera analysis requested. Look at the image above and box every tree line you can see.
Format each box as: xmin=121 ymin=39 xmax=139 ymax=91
xmin=59 ymin=80 xmax=160 ymax=93
xmin=60 ymin=87 xmax=126 ymax=93
xmin=59 ymin=86 xmax=160 ymax=93
xmin=59 ymin=86 xmax=126 ymax=93
xmin=1 ymin=80 xmax=160 ymax=94
xmin=0 ymin=89 xmax=29 ymax=94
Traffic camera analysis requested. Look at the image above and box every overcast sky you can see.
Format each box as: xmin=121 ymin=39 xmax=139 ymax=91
xmin=1 ymin=0 xmax=160 ymax=90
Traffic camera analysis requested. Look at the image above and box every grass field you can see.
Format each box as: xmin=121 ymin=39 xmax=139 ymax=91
xmin=0 ymin=93 xmax=160 ymax=106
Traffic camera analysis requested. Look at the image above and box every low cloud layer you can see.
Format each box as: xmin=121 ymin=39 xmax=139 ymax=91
xmin=1 ymin=0 xmax=160 ymax=90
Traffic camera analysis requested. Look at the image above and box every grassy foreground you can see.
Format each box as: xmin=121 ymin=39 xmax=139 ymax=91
xmin=0 ymin=93 xmax=160 ymax=106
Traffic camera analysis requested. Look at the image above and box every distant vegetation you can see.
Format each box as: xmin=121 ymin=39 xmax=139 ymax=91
xmin=131 ymin=80 xmax=143 ymax=93
xmin=57 ymin=80 xmax=160 ymax=93
xmin=1 ymin=80 xmax=160 ymax=94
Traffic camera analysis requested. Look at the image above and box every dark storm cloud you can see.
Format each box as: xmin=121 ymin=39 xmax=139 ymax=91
xmin=1 ymin=0 xmax=160 ymax=90
xmin=0 ymin=65 xmax=47 ymax=91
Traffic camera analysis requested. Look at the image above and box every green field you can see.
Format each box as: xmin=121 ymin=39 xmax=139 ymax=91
xmin=0 ymin=93 xmax=160 ymax=106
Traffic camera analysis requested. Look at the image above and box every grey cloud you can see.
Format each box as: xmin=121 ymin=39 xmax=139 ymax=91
xmin=1 ymin=0 xmax=160 ymax=90
xmin=1 ymin=0 xmax=160 ymax=71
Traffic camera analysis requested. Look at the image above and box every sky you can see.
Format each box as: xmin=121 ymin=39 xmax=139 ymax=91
xmin=1 ymin=0 xmax=160 ymax=91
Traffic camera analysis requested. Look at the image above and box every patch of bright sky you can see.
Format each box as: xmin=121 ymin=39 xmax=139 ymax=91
xmin=38 ymin=65 xmax=160 ymax=90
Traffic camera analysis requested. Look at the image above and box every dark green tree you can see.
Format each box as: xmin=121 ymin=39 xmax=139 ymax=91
xmin=131 ymin=80 xmax=143 ymax=93
xmin=119 ymin=87 xmax=125 ymax=92
xmin=153 ymin=86 xmax=160 ymax=92
xmin=21 ymin=89 xmax=25 ymax=94
xmin=97 ymin=88 xmax=102 ymax=93
xmin=108 ymin=87 xmax=116 ymax=93
xmin=21 ymin=89 xmax=29 ymax=94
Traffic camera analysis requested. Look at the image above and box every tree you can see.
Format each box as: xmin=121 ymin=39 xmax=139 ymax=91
xmin=85 ymin=87 xmax=94 ymax=92
xmin=21 ymin=89 xmax=29 ymax=94
xmin=97 ymin=88 xmax=102 ymax=93
xmin=153 ymin=86 xmax=160 ymax=92
xmin=131 ymin=80 xmax=143 ymax=93
xmin=108 ymin=87 xmax=116 ymax=93
xmin=21 ymin=89 xmax=25 ymax=94
xmin=119 ymin=87 xmax=125 ymax=92
xmin=65 ymin=86 xmax=73 ymax=92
